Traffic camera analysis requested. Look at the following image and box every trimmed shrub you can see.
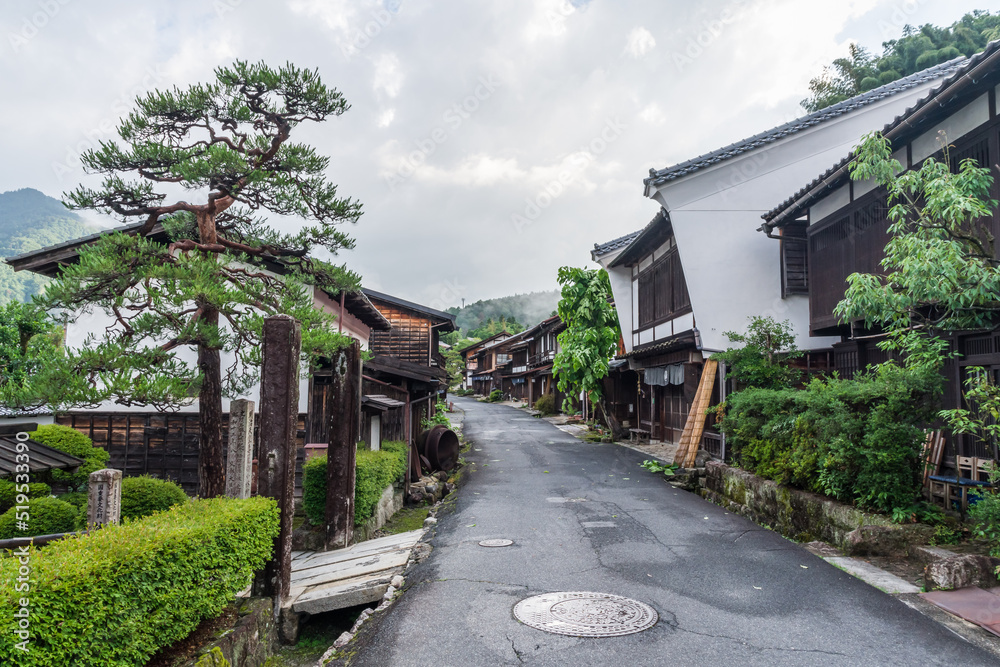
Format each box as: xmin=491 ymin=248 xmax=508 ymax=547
xmin=717 ymin=363 xmax=940 ymax=514
xmin=29 ymin=424 xmax=110 ymax=490
xmin=0 ymin=478 xmax=51 ymax=513
xmin=302 ymin=441 xmax=408 ymax=527
xmin=120 ymin=475 xmax=188 ymax=521
xmin=0 ymin=496 xmax=77 ymax=538
xmin=488 ymin=389 xmax=502 ymax=402
xmin=534 ymin=393 xmax=557 ymax=416
xmin=0 ymin=496 xmax=279 ymax=666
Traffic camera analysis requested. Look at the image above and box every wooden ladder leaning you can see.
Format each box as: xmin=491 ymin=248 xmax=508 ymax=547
xmin=674 ymin=359 xmax=718 ymax=469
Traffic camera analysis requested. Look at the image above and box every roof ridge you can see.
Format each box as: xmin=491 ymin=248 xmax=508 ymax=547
xmin=644 ymin=56 xmax=968 ymax=188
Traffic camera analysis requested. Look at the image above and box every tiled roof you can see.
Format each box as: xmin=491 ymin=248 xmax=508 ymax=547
xmin=0 ymin=405 xmax=53 ymax=418
xmin=762 ymin=42 xmax=1000 ymax=229
xmin=644 ymin=57 xmax=967 ymax=189
xmin=593 ymin=230 xmax=642 ymax=257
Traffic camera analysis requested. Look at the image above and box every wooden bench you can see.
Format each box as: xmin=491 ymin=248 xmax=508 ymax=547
xmin=629 ymin=428 xmax=650 ymax=444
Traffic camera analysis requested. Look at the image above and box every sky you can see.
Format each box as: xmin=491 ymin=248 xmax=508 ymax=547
xmin=1 ymin=0 xmax=999 ymax=312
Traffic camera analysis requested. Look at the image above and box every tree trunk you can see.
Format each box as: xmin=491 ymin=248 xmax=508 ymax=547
xmin=198 ymin=306 xmax=225 ymax=498
xmin=596 ymin=396 xmax=629 ymax=441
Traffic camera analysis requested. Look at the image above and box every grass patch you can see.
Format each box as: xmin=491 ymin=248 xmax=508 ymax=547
xmin=381 ymin=506 xmax=430 ymax=535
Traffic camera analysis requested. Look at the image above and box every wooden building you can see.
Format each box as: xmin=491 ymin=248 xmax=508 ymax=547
xmin=361 ymin=289 xmax=457 ymax=447
xmin=592 ymin=58 xmax=966 ymax=458
xmin=761 ymin=43 xmax=1000 ymax=463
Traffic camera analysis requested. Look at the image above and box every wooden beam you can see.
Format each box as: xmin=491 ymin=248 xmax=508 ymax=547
xmin=325 ymin=338 xmax=361 ymax=550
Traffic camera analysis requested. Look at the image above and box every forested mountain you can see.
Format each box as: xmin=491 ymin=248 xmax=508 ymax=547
xmin=447 ymin=290 xmax=560 ymax=335
xmin=802 ymin=10 xmax=1000 ymax=112
xmin=0 ymin=188 xmax=99 ymax=304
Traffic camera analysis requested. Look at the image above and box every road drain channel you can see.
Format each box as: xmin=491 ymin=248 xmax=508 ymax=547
xmin=513 ymin=592 xmax=658 ymax=637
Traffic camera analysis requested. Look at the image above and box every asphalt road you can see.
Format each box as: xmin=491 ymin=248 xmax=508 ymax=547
xmin=350 ymin=398 xmax=996 ymax=666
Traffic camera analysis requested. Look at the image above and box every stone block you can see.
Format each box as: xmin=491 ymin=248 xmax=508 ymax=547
xmin=87 ymin=469 xmax=122 ymax=528
xmin=925 ymin=554 xmax=1000 ymax=591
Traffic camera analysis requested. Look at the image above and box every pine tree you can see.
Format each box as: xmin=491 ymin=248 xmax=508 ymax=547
xmin=22 ymin=61 xmax=362 ymax=497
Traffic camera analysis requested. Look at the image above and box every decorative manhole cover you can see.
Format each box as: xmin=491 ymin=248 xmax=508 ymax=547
xmin=513 ymin=592 xmax=657 ymax=637
xmin=479 ymin=539 xmax=514 ymax=547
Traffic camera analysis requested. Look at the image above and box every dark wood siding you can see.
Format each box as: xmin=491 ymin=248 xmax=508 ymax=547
xmin=57 ymin=411 xmax=308 ymax=496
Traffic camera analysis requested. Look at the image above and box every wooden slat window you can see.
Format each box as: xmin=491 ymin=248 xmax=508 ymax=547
xmin=781 ymin=221 xmax=808 ymax=297
xmin=636 ymin=247 xmax=691 ymax=329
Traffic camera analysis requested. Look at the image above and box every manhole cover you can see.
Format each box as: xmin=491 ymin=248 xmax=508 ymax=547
xmin=513 ymin=592 xmax=657 ymax=637
xmin=479 ymin=539 xmax=514 ymax=547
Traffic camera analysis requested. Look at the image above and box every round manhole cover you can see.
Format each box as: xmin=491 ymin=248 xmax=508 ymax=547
xmin=479 ymin=539 xmax=514 ymax=547
xmin=514 ymin=592 xmax=657 ymax=637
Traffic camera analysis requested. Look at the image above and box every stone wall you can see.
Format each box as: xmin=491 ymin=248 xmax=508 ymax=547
xmin=702 ymin=461 xmax=931 ymax=555
xmin=354 ymin=485 xmax=404 ymax=543
xmin=186 ymin=598 xmax=276 ymax=667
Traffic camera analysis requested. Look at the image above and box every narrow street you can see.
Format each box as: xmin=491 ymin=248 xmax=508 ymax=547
xmin=350 ymin=399 xmax=996 ymax=666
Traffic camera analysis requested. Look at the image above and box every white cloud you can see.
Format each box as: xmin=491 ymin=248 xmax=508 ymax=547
xmin=377 ymin=108 xmax=396 ymax=127
xmin=372 ymin=52 xmax=404 ymax=98
xmin=639 ymin=103 xmax=665 ymax=125
xmin=625 ymin=26 xmax=656 ymax=58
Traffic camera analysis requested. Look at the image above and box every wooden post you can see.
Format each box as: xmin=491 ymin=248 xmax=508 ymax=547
xmin=253 ymin=316 xmax=301 ymax=618
xmin=324 ymin=338 xmax=361 ymax=550
xmin=226 ymin=399 xmax=255 ymax=499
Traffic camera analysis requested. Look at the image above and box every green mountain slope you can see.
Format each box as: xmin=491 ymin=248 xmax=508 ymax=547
xmin=0 ymin=188 xmax=99 ymax=304
xmin=448 ymin=290 xmax=560 ymax=334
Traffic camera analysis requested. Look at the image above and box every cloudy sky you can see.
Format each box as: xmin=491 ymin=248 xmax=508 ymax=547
xmin=1 ymin=0 xmax=998 ymax=311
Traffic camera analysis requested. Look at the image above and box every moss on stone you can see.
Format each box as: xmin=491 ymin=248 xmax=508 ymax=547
xmin=195 ymin=647 xmax=231 ymax=667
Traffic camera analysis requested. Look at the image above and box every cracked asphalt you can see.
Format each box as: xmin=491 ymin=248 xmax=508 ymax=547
xmin=348 ymin=398 xmax=995 ymax=666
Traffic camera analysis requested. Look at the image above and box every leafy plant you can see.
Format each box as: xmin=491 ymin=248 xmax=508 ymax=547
xmin=302 ymin=441 xmax=407 ymax=527
xmin=534 ymin=393 xmax=557 ymax=416
xmin=0 ymin=479 xmax=51 ymax=513
xmin=421 ymin=401 xmax=452 ymax=430
xmin=0 ymin=496 xmax=77 ymax=538
xmin=641 ymin=460 xmax=678 ymax=477
xmin=120 ymin=475 xmax=189 ymax=521
xmin=0 ymin=496 xmax=279 ymax=666
xmin=552 ymin=267 xmax=621 ymax=433
xmin=487 ymin=389 xmax=503 ymax=403
xmin=29 ymin=424 xmax=110 ymax=491
xmin=712 ymin=316 xmax=801 ymax=391
xmin=970 ymin=463 xmax=1000 ymax=557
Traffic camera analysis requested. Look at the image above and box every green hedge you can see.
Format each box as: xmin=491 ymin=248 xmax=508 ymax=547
xmin=0 ymin=479 xmax=51 ymax=513
xmin=303 ymin=441 xmax=408 ymax=527
xmin=0 ymin=497 xmax=77 ymax=538
xmin=120 ymin=475 xmax=188 ymax=521
xmin=29 ymin=425 xmax=110 ymax=490
xmin=717 ymin=363 xmax=940 ymax=513
xmin=0 ymin=496 xmax=279 ymax=667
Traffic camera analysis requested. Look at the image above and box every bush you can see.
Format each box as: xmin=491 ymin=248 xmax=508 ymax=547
xmin=488 ymin=389 xmax=503 ymax=402
xmin=0 ymin=478 xmax=51 ymax=513
xmin=0 ymin=496 xmax=77 ymax=538
xmin=120 ymin=475 xmax=188 ymax=521
xmin=970 ymin=464 xmax=1000 ymax=557
xmin=534 ymin=393 xmax=557 ymax=416
xmin=717 ymin=363 xmax=940 ymax=514
xmin=0 ymin=496 xmax=279 ymax=666
xmin=303 ymin=441 xmax=408 ymax=527
xmin=29 ymin=424 xmax=110 ymax=490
